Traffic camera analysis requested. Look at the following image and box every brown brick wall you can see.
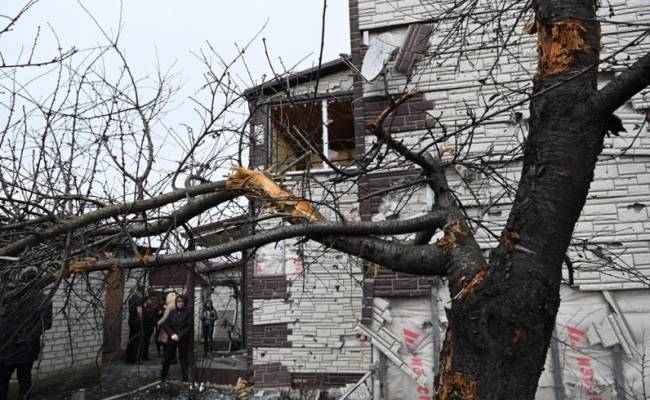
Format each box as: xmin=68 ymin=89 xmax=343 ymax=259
xmin=245 ymin=258 xmax=255 ymax=370
xmin=249 ymin=105 xmax=268 ymax=168
xmin=350 ymin=0 xmax=367 ymax=162
xmin=362 ymin=93 xmax=435 ymax=133
xmin=359 ymin=170 xmax=421 ymax=221
xmin=252 ymin=362 xmax=292 ymax=388
xmin=149 ymin=264 xmax=191 ymax=287
xmin=394 ymin=23 xmax=434 ymax=76
xmin=246 ymin=261 xmax=290 ymax=375
xmin=372 ymin=266 xmax=436 ymax=297
xmin=250 ymin=323 xmax=292 ymax=348
xmin=361 ymin=279 xmax=374 ymax=324
xmin=250 ymin=276 xmax=289 ymax=300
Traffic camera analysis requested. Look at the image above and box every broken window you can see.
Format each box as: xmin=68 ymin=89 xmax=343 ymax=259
xmin=269 ymin=98 xmax=356 ymax=171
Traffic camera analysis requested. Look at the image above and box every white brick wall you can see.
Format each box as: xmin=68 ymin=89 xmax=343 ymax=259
xmin=34 ymin=275 xmax=105 ymax=382
xmin=247 ymin=0 xmax=650 ymax=381
xmin=357 ymin=0 xmax=650 ymax=290
xmin=358 ymin=0 xmax=432 ymax=30
xmin=251 ymin=175 xmax=370 ymax=373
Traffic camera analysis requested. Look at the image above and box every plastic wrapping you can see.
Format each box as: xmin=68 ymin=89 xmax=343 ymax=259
xmin=378 ymin=298 xmax=437 ymax=400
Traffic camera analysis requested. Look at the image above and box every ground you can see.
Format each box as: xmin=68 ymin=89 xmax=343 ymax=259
xmin=37 ymin=351 xmax=354 ymax=400
xmin=40 ymin=351 xmax=246 ymax=400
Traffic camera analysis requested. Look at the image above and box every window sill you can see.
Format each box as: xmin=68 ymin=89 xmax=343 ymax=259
xmin=282 ymin=165 xmax=358 ymax=177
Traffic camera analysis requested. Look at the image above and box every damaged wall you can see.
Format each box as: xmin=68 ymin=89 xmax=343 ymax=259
xmin=352 ymin=0 xmax=650 ymax=289
xmin=537 ymin=286 xmax=650 ymax=399
xmin=246 ymin=176 xmax=370 ymax=388
xmin=241 ymin=0 xmax=650 ymax=390
xmin=348 ymin=1 xmax=650 ymax=398
xmin=363 ymin=295 xmax=444 ymax=400
xmin=365 ymin=285 xmax=650 ymax=399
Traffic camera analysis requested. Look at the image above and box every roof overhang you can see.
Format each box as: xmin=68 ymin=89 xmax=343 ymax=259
xmin=243 ymin=55 xmax=351 ymax=100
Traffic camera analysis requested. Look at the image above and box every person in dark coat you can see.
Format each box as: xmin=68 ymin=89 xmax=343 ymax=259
xmin=150 ymin=294 xmax=164 ymax=357
xmin=200 ymin=300 xmax=218 ymax=356
xmin=141 ymin=295 xmax=159 ymax=361
xmin=0 ymin=266 xmax=53 ymax=400
xmin=160 ymin=295 xmax=193 ymax=382
xmin=126 ymin=285 xmax=145 ymax=364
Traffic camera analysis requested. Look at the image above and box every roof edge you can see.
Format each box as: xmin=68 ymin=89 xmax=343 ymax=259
xmin=243 ymin=55 xmax=351 ymax=100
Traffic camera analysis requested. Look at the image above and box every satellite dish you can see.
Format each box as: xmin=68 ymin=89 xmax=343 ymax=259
xmin=361 ymin=33 xmax=396 ymax=82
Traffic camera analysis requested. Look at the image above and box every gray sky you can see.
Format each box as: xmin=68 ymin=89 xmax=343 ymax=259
xmin=2 ymin=0 xmax=350 ymax=122
xmin=1 ymin=0 xmax=351 ymax=182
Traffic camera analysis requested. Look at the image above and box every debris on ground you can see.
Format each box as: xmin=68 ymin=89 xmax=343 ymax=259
xmin=36 ymin=355 xmax=370 ymax=400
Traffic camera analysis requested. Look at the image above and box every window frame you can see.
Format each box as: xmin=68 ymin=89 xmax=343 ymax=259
xmin=265 ymin=94 xmax=355 ymax=173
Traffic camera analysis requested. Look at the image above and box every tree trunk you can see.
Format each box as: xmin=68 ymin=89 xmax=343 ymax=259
xmin=436 ymin=1 xmax=605 ymax=398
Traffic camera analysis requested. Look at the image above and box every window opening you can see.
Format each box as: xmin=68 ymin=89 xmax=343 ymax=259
xmin=269 ymin=98 xmax=356 ymax=171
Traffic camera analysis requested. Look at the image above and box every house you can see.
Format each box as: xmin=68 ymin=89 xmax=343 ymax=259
xmin=200 ymin=0 xmax=650 ymax=397
xmin=236 ymin=52 xmax=440 ymax=394
xmin=346 ymin=3 xmax=650 ymax=398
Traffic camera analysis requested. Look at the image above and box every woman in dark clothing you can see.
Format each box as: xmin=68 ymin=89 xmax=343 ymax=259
xmin=160 ymin=295 xmax=193 ymax=382
xmin=200 ymin=301 xmax=218 ymax=355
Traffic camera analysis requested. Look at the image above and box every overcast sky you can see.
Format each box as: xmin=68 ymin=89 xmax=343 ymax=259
xmin=1 ymin=0 xmax=352 ymax=186
xmin=2 ymin=0 xmax=350 ymax=122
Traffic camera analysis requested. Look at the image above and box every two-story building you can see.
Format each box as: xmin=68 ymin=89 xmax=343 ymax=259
xmin=195 ymin=0 xmax=650 ymax=398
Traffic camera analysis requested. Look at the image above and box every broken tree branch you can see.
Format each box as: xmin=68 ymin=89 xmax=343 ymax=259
xmin=75 ymin=209 xmax=451 ymax=274
xmin=0 ymin=180 xmax=233 ymax=256
xmin=90 ymin=190 xmax=239 ymax=238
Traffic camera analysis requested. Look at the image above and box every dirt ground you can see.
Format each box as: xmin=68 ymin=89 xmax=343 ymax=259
xmin=37 ymin=352 xmax=243 ymax=400
xmin=34 ymin=351 xmax=358 ymax=400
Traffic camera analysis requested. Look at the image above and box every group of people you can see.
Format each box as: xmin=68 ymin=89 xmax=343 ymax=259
xmin=126 ymin=287 xmax=219 ymax=382
xmin=125 ymin=285 xmax=161 ymax=364
xmin=0 ymin=278 xmax=220 ymax=399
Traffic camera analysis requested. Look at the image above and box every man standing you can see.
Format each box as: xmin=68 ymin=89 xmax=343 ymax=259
xmin=141 ymin=294 xmax=160 ymax=361
xmin=160 ymin=295 xmax=192 ymax=382
xmin=126 ymin=285 xmax=144 ymax=364
xmin=200 ymin=300 xmax=218 ymax=356
xmin=0 ymin=266 xmax=53 ymax=400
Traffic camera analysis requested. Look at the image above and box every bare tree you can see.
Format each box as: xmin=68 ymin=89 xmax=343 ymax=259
xmin=1 ymin=0 xmax=649 ymax=398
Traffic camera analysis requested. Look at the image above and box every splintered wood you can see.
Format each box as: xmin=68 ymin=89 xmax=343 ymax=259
xmin=452 ymin=267 xmax=488 ymax=301
xmin=437 ymin=337 xmax=479 ymax=400
xmin=226 ymin=167 xmax=323 ymax=223
xmin=437 ymin=223 xmax=469 ymax=250
xmin=536 ymin=20 xmax=591 ymax=77
xmin=68 ymin=257 xmax=96 ymax=273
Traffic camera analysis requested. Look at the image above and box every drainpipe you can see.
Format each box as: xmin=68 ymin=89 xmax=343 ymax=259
xmin=613 ymin=344 xmax=626 ymax=400
xmin=550 ymin=329 xmax=565 ymax=400
xmin=431 ymin=285 xmax=441 ymax=376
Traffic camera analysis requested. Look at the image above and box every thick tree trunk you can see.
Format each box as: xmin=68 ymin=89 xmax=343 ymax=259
xmin=436 ymin=1 xmax=605 ymax=398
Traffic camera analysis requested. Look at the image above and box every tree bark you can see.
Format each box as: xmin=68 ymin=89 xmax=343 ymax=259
xmin=436 ymin=1 xmax=608 ymax=398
